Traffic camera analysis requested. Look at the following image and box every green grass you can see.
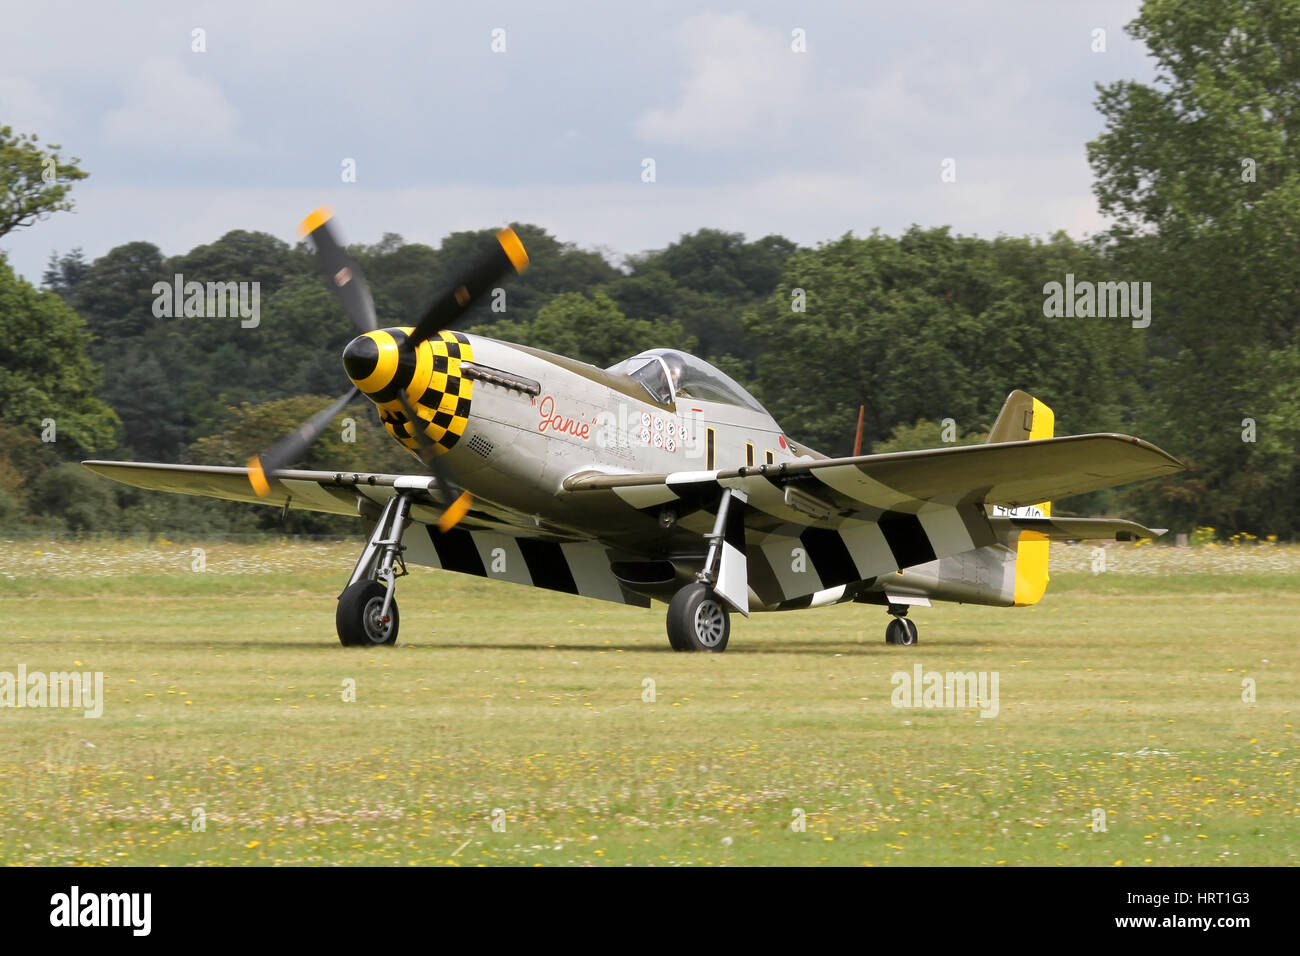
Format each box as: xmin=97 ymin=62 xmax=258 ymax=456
xmin=0 ymin=539 xmax=1295 ymax=866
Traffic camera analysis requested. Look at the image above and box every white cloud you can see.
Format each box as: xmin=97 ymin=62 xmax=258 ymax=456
xmin=0 ymin=75 xmax=57 ymax=138
xmin=102 ymin=58 xmax=242 ymax=155
xmin=631 ymin=13 xmax=1039 ymax=166
xmin=635 ymin=12 xmax=811 ymax=147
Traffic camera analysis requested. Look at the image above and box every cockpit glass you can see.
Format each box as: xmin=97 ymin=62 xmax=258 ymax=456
xmin=607 ymin=349 xmax=765 ymax=412
xmin=626 ymin=358 xmax=672 ymax=404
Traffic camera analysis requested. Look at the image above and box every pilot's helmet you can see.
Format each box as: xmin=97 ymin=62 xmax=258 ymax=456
xmin=661 ymin=352 xmax=685 ymax=390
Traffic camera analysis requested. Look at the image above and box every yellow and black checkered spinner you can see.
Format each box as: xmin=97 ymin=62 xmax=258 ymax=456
xmin=343 ymin=328 xmax=474 ymax=454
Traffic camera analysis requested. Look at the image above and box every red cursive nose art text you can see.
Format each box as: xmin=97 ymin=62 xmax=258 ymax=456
xmin=537 ymin=395 xmax=591 ymax=440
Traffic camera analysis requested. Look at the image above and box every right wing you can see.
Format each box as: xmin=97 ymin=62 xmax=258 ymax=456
xmin=83 ymin=460 xmax=382 ymax=517
xmin=83 ymin=459 xmax=558 ymax=536
xmin=82 ymin=459 xmax=552 ymax=537
xmin=83 ymin=460 xmax=650 ymax=608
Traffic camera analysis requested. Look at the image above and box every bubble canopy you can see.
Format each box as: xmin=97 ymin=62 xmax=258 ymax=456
xmin=606 ymin=348 xmax=766 ymax=412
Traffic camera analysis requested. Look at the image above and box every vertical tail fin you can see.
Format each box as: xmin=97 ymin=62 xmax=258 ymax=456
xmin=986 ymin=390 xmax=1055 ymax=605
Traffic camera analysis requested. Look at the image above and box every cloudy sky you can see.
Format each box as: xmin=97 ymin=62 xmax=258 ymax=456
xmin=1 ymin=0 xmax=1153 ymax=283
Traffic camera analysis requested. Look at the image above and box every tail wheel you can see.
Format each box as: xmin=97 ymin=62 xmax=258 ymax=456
xmin=667 ymin=583 xmax=730 ymax=652
xmin=886 ymin=617 xmax=918 ymax=645
xmin=337 ymin=580 xmax=399 ymax=647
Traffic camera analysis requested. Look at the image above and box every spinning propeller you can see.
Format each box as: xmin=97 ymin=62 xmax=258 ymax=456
xmin=246 ymin=207 xmax=529 ymax=533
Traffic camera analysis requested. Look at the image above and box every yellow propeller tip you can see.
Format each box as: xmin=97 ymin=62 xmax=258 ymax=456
xmin=497 ymin=227 xmax=529 ymax=273
xmin=246 ymin=456 xmax=271 ymax=497
xmin=298 ymin=205 xmax=333 ymax=238
xmin=437 ymin=491 xmax=473 ymax=533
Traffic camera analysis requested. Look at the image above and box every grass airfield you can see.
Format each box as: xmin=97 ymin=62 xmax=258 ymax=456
xmin=0 ymin=538 xmax=1295 ymax=866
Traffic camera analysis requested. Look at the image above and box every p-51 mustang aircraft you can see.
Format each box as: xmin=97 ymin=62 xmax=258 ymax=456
xmin=85 ymin=209 xmax=1185 ymax=651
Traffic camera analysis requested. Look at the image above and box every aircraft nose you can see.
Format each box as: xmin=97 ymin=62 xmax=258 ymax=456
xmin=342 ymin=334 xmax=381 ymax=384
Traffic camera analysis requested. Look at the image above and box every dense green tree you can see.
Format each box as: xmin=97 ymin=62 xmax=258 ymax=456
xmin=611 ymin=230 xmax=798 ymax=361
xmin=167 ymin=230 xmax=309 ymax=300
xmin=632 ymin=229 xmax=797 ymax=299
xmin=74 ymin=241 xmax=167 ymax=343
xmin=0 ymin=421 xmax=57 ymax=519
xmin=186 ymin=394 xmax=415 ymax=533
xmin=873 ymin=419 xmax=987 ymax=454
xmin=29 ymin=462 xmax=122 ymax=533
xmin=742 ymin=228 xmax=1142 ymax=458
xmin=98 ymin=350 xmax=187 ymax=461
xmin=0 ymin=126 xmax=88 ymax=239
xmin=474 ymin=290 xmax=694 ymax=368
xmin=188 ymin=394 xmax=414 ymax=475
xmin=157 ymin=231 xmax=315 ymax=368
xmin=354 ymin=234 xmax=441 ymax=323
xmin=0 ymin=257 xmax=119 ymax=453
xmin=238 ymin=277 xmax=354 ymax=401
xmin=41 ymin=248 xmax=88 ymax=298
xmin=1088 ymin=0 xmax=1300 ymax=535
xmin=432 ymin=223 xmax=620 ymax=328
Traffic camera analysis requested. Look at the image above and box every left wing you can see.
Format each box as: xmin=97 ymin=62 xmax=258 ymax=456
xmin=562 ymin=433 xmax=1184 ymax=607
xmin=564 ymin=433 xmax=1185 ymax=513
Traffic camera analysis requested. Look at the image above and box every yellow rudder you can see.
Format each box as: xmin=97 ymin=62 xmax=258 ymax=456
xmin=1012 ymin=396 xmax=1054 ymax=605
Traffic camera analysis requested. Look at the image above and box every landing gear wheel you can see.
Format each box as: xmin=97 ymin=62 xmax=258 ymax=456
xmin=666 ymin=611 xmax=691 ymax=652
xmin=902 ymin=618 xmax=918 ymax=645
xmin=667 ymin=583 xmax=730 ymax=652
xmin=337 ymin=580 xmax=399 ymax=647
xmin=886 ymin=617 xmax=918 ymax=646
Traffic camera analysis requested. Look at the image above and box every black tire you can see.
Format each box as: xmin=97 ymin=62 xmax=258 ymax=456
xmin=666 ymin=583 xmax=730 ymax=652
xmin=666 ymin=609 xmax=691 ymax=652
xmin=337 ymin=580 xmax=399 ymax=647
xmin=886 ymin=617 xmax=917 ymax=646
xmin=885 ymin=618 xmax=906 ymax=645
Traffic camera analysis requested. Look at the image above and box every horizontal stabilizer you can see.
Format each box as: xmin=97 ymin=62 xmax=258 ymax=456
xmin=992 ymin=516 xmax=1167 ymax=542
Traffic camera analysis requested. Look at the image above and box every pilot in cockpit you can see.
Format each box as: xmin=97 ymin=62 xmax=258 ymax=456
xmin=661 ymin=353 xmax=685 ymax=397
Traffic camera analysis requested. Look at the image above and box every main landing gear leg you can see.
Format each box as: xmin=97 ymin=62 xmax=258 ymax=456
xmin=337 ymin=492 xmax=413 ymax=647
xmin=885 ymin=603 xmax=918 ymax=646
xmin=667 ymin=489 xmax=746 ymax=653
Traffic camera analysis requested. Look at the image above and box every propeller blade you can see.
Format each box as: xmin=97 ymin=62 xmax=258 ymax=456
xmin=299 ymin=206 xmax=378 ymax=335
xmin=247 ymin=387 xmax=359 ymax=497
xmin=437 ymin=491 xmax=473 ymax=533
xmin=407 ymin=227 xmax=529 ymax=348
xmin=394 ymin=389 xmax=473 ymax=532
xmin=290 ymin=209 xmax=505 ymax=530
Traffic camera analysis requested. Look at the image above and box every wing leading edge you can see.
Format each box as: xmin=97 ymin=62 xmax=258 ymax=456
xmin=83 ymin=460 xmax=415 ymax=517
xmin=81 ymin=460 xmax=525 ymax=536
